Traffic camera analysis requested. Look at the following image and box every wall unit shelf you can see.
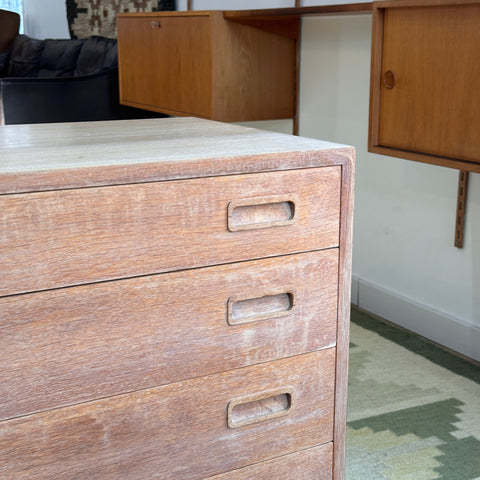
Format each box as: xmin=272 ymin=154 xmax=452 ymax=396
xmin=117 ymin=4 xmax=373 ymax=123
xmin=224 ymin=3 xmax=373 ymax=38
xmin=368 ymin=0 xmax=480 ymax=174
xmin=117 ymin=11 xmax=297 ymax=122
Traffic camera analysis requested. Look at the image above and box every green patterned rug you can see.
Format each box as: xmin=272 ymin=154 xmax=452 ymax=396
xmin=347 ymin=307 xmax=480 ymax=479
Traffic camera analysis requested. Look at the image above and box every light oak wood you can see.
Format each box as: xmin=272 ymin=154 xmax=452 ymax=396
xmin=228 ymin=290 xmax=295 ymax=325
xmin=369 ymin=0 xmax=480 ymax=172
xmin=227 ymin=388 xmax=293 ymax=428
xmin=0 ymin=167 xmax=340 ymax=296
xmin=0 ymin=250 xmax=338 ymax=421
xmin=0 ymin=350 xmax=335 ymax=480
xmin=333 ymin=131 xmax=355 ymax=480
xmin=205 ymin=444 xmax=333 ymax=480
xmin=0 ymin=119 xmax=354 ymax=480
xmin=117 ymin=12 xmax=296 ymax=121
xmin=0 ymin=118 xmax=353 ymax=194
xmin=227 ymin=194 xmax=297 ymax=231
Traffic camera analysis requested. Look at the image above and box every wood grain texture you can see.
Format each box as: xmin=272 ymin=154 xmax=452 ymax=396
xmin=375 ymin=0 xmax=479 ymax=7
xmin=368 ymin=2 xmax=384 ymax=150
xmin=117 ymin=11 xmax=296 ymax=121
xmin=211 ymin=12 xmax=296 ymax=121
xmin=205 ymin=444 xmax=333 ymax=480
xmin=117 ymin=14 xmax=212 ymax=118
xmin=0 ymin=118 xmax=355 ymax=480
xmin=227 ymin=388 xmax=293 ymax=428
xmin=0 ymin=167 xmax=341 ymax=296
xmin=227 ymin=194 xmax=296 ymax=231
xmin=0 ymin=250 xmax=338 ymax=421
xmin=0 ymin=349 xmax=335 ymax=480
xmin=223 ymin=17 xmax=300 ymax=40
xmin=454 ymin=170 xmax=469 ymax=248
xmin=368 ymin=145 xmax=480 ymax=173
xmin=333 ymin=146 xmax=355 ymax=480
xmin=0 ymin=118 xmax=354 ymax=195
xmin=228 ymin=291 xmax=295 ymax=325
xmin=369 ymin=0 xmax=480 ymax=171
xmin=223 ymin=3 xmax=373 ymax=24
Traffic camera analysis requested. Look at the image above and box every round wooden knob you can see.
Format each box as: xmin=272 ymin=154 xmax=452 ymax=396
xmin=383 ymin=70 xmax=396 ymax=89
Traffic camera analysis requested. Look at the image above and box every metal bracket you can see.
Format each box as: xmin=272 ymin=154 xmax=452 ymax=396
xmin=454 ymin=170 xmax=469 ymax=248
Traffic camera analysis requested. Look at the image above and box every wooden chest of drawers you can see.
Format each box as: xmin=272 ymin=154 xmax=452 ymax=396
xmin=0 ymin=118 xmax=354 ymax=480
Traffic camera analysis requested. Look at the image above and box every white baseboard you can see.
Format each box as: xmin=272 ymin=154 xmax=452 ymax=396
xmin=351 ymin=276 xmax=359 ymax=306
xmin=351 ymin=276 xmax=480 ymax=363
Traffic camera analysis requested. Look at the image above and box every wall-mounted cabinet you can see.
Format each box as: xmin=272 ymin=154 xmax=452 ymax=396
xmin=369 ymin=0 xmax=480 ymax=173
xmin=117 ymin=11 xmax=296 ymax=122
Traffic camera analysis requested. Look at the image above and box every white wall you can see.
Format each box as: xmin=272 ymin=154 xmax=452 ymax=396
xmin=22 ymin=0 xmax=292 ymax=38
xmin=21 ymin=0 xmax=480 ymax=361
xmin=298 ymin=14 xmax=480 ymax=361
xmin=23 ymin=0 xmax=69 ymax=38
xmin=176 ymin=0 xmax=293 ymax=10
xmin=192 ymin=2 xmax=480 ymax=361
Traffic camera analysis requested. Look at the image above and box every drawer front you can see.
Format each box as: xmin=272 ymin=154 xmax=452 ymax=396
xmin=205 ymin=444 xmax=332 ymax=480
xmin=0 ymin=250 xmax=338 ymax=421
xmin=0 ymin=349 xmax=335 ymax=480
xmin=0 ymin=167 xmax=341 ymax=296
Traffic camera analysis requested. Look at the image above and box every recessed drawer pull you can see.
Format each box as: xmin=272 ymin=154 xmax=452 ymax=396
xmin=227 ymin=388 xmax=294 ymax=429
xmin=150 ymin=20 xmax=161 ymax=28
xmin=227 ymin=195 xmax=297 ymax=231
xmin=227 ymin=290 xmax=295 ymax=325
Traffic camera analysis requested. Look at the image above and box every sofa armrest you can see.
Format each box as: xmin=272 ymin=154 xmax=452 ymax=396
xmin=1 ymin=68 xmax=125 ymax=124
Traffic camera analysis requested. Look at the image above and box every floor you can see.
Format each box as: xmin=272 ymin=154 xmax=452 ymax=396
xmin=346 ymin=307 xmax=480 ymax=480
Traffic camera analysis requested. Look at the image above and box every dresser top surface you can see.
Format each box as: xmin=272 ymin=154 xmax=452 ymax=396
xmin=0 ymin=117 xmax=353 ymax=194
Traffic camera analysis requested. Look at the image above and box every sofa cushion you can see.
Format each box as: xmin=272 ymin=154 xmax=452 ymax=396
xmin=38 ymin=38 xmax=84 ymax=77
xmin=0 ymin=49 xmax=10 ymax=76
xmin=6 ymin=35 xmax=45 ymax=77
xmin=75 ymin=36 xmax=117 ymax=76
xmin=3 ymin=34 xmax=118 ymax=79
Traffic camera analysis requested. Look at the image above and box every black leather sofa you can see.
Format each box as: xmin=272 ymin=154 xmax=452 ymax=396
xmin=0 ymin=34 xmax=164 ymax=124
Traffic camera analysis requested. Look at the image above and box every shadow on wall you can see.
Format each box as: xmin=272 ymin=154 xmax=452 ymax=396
xmin=468 ymin=173 xmax=480 ymax=329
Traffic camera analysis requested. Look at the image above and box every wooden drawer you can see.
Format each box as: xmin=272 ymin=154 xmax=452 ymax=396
xmin=0 ymin=167 xmax=341 ymax=296
xmin=205 ymin=444 xmax=333 ymax=480
xmin=0 ymin=349 xmax=335 ymax=480
xmin=0 ymin=250 xmax=338 ymax=421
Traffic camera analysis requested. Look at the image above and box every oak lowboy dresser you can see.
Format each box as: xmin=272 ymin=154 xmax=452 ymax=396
xmin=0 ymin=118 xmax=354 ymax=480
